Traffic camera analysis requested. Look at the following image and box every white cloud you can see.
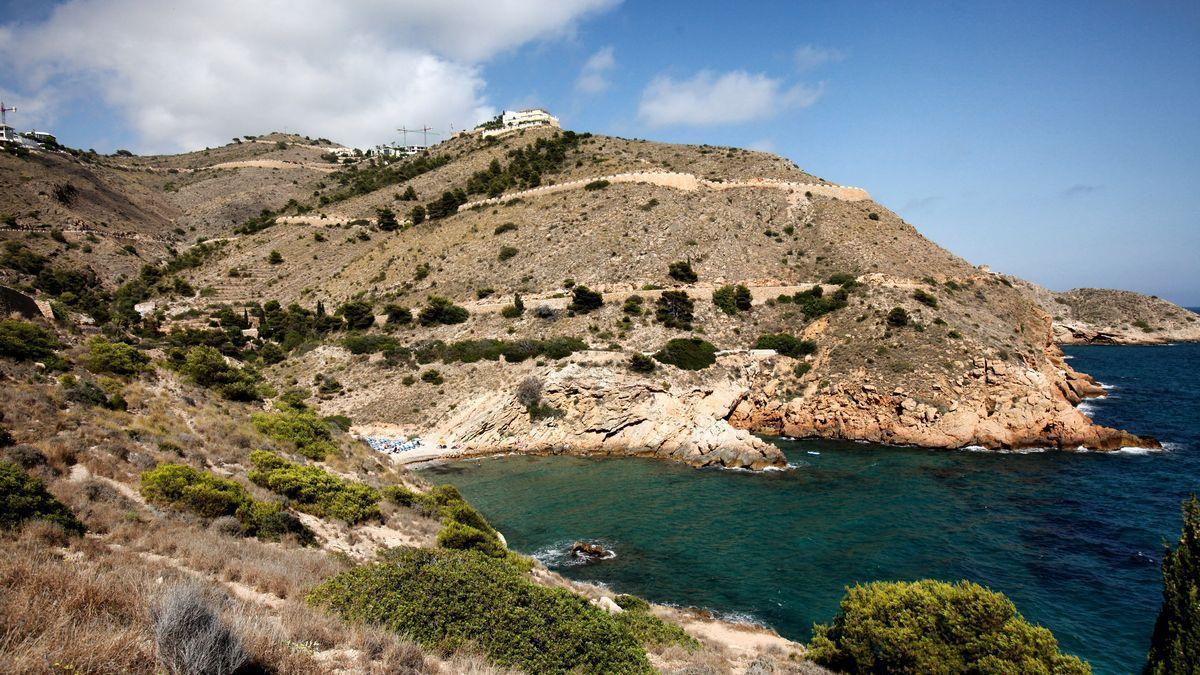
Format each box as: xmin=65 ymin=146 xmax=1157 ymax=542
xmin=576 ymin=45 xmax=616 ymax=94
xmin=638 ymin=70 xmax=822 ymax=127
xmin=793 ymin=44 xmax=845 ymax=71
xmin=0 ymin=0 xmax=618 ymax=152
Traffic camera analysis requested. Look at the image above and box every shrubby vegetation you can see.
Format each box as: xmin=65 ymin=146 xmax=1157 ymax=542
xmin=252 ymin=402 xmax=338 ymax=460
xmin=1145 ymin=495 xmax=1200 ymax=674
xmin=612 ymin=595 xmax=698 ymax=650
xmin=668 ymin=260 xmax=698 ymax=283
xmin=418 ymin=296 xmax=469 ymax=326
xmin=655 ymin=291 xmax=695 ymax=330
xmin=913 ymin=289 xmax=939 ymax=308
xmin=308 ymin=547 xmax=654 ymax=674
xmin=628 ymin=352 xmax=656 ymax=373
xmin=336 ymin=300 xmax=375 ymax=330
xmin=434 ymin=336 xmax=587 ymax=364
xmin=778 ymin=284 xmax=851 ymax=320
xmin=322 ymin=153 xmax=451 ymax=205
xmin=712 ymin=284 xmax=752 ymax=315
xmin=172 ymin=345 xmax=264 ymax=401
xmin=383 ymin=483 xmax=506 ymax=557
xmin=887 ymin=307 xmax=911 ymax=327
xmin=1 ymin=461 xmax=85 ymax=535
xmin=248 ymin=450 xmax=380 ymax=524
xmin=139 ymin=463 xmax=311 ymax=543
xmin=85 ymin=337 xmax=148 ymax=376
xmin=754 ymin=333 xmax=817 ymax=358
xmin=568 ymin=286 xmax=604 ymax=314
xmin=654 ymin=338 xmax=717 ymax=370
xmin=808 ymin=580 xmax=1089 ymax=674
xmin=0 ymin=320 xmax=60 ymax=363
xmin=463 ymin=132 xmax=583 ymax=198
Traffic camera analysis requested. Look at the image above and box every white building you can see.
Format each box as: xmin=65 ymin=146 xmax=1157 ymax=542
xmin=481 ymin=108 xmax=560 ymax=138
xmin=0 ymin=124 xmax=16 ymax=144
xmin=375 ymin=144 xmax=425 ymax=158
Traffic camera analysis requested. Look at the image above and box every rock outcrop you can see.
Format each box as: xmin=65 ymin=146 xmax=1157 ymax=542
xmin=427 ymin=363 xmax=786 ymax=470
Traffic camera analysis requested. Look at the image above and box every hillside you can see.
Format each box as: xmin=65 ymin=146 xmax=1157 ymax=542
xmin=0 ymin=124 xmax=1157 ymax=673
xmin=2 ymin=127 xmax=1163 ymax=464
xmin=1016 ymin=280 xmax=1200 ymax=344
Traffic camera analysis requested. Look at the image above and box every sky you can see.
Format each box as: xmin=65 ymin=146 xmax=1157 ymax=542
xmin=1 ymin=1 xmax=1198 ymax=305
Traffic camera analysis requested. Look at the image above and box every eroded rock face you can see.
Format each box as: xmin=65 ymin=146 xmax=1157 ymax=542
xmin=428 ymin=364 xmax=787 ymax=470
xmin=729 ymin=352 xmax=1156 ymax=452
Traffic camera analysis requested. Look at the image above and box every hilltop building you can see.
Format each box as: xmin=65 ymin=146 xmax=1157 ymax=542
xmin=0 ymin=124 xmax=17 ymax=144
xmin=481 ymin=109 xmax=560 ymax=138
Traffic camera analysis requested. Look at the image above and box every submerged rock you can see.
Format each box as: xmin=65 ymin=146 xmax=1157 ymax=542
xmin=571 ymin=541 xmax=615 ymax=561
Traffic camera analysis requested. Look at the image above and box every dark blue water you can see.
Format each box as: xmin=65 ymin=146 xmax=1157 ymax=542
xmin=422 ymin=343 xmax=1200 ymax=674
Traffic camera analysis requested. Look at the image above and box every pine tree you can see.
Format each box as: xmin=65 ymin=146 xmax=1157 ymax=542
xmin=316 ymin=300 xmax=326 ymax=317
xmin=1145 ymin=495 xmax=1200 ymax=674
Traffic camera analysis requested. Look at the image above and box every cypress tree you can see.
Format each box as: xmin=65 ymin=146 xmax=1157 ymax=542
xmin=1145 ymin=495 xmax=1200 ymax=674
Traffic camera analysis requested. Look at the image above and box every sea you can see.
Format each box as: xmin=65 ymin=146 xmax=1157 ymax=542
xmin=421 ymin=341 xmax=1200 ymax=674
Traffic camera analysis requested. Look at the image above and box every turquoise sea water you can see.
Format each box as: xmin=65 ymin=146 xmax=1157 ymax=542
xmin=422 ymin=342 xmax=1200 ymax=674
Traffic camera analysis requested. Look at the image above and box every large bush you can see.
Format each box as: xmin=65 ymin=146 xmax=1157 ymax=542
xmin=177 ymin=346 xmax=263 ymax=401
xmin=86 ymin=337 xmax=148 ymax=376
xmin=655 ymin=291 xmax=695 ymax=330
xmin=654 ymin=338 xmax=716 ymax=370
xmin=308 ymin=548 xmax=653 ymax=674
xmin=248 ymin=450 xmax=379 ymax=524
xmin=568 ymin=286 xmax=603 ymax=314
xmin=0 ymin=461 xmax=84 ymax=534
xmin=0 ymin=320 xmax=60 ymax=362
xmin=139 ymin=463 xmax=311 ymax=543
xmin=1145 ymin=495 xmax=1200 ymax=674
xmin=418 ymin=296 xmax=469 ymax=326
xmin=808 ymin=580 xmax=1090 ymax=674
xmin=383 ymin=483 xmax=506 ymax=557
xmin=337 ymin=301 xmax=376 ymax=330
xmin=667 ymin=260 xmax=698 ymax=283
xmin=712 ymin=284 xmax=752 ymax=315
xmin=252 ymin=404 xmax=338 ymax=460
xmin=754 ymin=333 xmax=817 ymax=358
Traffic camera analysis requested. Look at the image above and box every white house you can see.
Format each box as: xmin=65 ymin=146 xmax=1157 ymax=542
xmin=0 ymin=124 xmax=17 ymax=144
xmin=481 ymin=109 xmax=560 ymax=138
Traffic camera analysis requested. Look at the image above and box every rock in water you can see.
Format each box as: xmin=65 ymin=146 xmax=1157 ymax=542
xmin=571 ymin=541 xmax=614 ymax=561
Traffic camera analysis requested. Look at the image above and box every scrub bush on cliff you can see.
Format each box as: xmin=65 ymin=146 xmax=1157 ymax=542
xmin=808 ymin=579 xmax=1089 ymax=674
xmin=1 ymin=461 xmax=84 ymax=535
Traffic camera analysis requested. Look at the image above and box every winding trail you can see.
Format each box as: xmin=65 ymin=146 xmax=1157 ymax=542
xmin=457 ymin=170 xmax=870 ymax=212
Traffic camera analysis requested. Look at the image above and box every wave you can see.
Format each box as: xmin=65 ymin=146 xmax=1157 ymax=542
xmin=761 ymin=463 xmax=800 ymax=472
xmin=960 ymin=445 xmax=1049 ymax=454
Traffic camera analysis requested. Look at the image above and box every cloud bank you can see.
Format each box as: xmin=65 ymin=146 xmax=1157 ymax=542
xmin=0 ymin=0 xmax=617 ymax=152
xmin=638 ymin=70 xmax=822 ymax=127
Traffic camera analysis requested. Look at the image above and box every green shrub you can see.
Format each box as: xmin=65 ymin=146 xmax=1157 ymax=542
xmin=613 ymin=601 xmax=698 ymax=650
xmin=410 ymin=204 xmax=426 ymax=225
xmin=754 ymin=333 xmax=817 ymax=358
xmin=622 ymin=295 xmax=644 ymax=315
xmin=418 ymin=296 xmax=469 ymax=326
xmin=498 ymin=245 xmax=519 ymax=262
xmin=140 ymin=463 xmax=310 ymax=542
xmin=342 ymin=333 xmax=401 ymax=355
xmin=494 ymin=222 xmax=518 ymax=235
xmin=248 ymin=450 xmax=380 ymax=524
xmin=267 ymin=250 xmax=283 ymax=265
xmin=825 ymin=273 xmax=858 ymax=286
xmin=886 ymin=307 xmax=910 ymax=327
xmin=654 ymin=338 xmax=716 ymax=370
xmin=584 ymin=179 xmax=611 ymax=191
xmin=912 ymin=289 xmax=939 ymax=308
xmin=1 ymin=461 xmax=84 ymax=534
xmin=384 ymin=304 xmax=412 ymax=325
xmin=437 ymin=520 xmax=505 ymax=557
xmin=808 ymin=580 xmax=1089 ymax=674
xmin=252 ymin=404 xmax=338 ymax=460
xmin=667 ymin=260 xmax=698 ymax=283
xmin=140 ymin=463 xmax=249 ymax=519
xmin=1145 ymin=495 xmax=1200 ymax=674
xmin=177 ymin=346 xmax=263 ymax=401
xmin=0 ymin=320 xmax=59 ymax=362
xmin=655 ymin=291 xmax=694 ymax=329
xmin=376 ymin=207 xmax=399 ymax=231
xmin=421 ymin=369 xmax=444 ymax=385
xmin=85 ymin=337 xmax=148 ymax=376
xmin=628 ymin=353 xmax=656 ymax=373
xmin=712 ymin=284 xmax=752 ymax=315
xmin=337 ymin=301 xmax=376 ymax=330
xmin=794 ymin=362 xmax=812 ymax=377
xmin=792 ymin=285 xmax=850 ymax=319
xmin=308 ymin=548 xmax=653 ymax=674
xmin=568 ymin=286 xmax=603 ymax=313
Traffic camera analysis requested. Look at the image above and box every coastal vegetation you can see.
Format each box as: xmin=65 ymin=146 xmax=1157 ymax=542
xmin=308 ymin=547 xmax=655 ymax=674
xmin=248 ymin=450 xmax=380 ymax=524
xmin=1 ymin=461 xmax=85 ymax=534
xmin=1144 ymin=495 xmax=1200 ymax=674
xmin=654 ymin=338 xmax=717 ymax=370
xmin=808 ymin=579 xmax=1090 ymax=673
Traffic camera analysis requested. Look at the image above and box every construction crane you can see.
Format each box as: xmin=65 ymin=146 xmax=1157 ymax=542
xmin=0 ymin=101 xmax=15 ymax=127
xmin=397 ymin=125 xmax=441 ymax=148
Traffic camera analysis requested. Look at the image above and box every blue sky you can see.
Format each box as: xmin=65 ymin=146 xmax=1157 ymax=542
xmin=2 ymin=1 xmax=1198 ymax=304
